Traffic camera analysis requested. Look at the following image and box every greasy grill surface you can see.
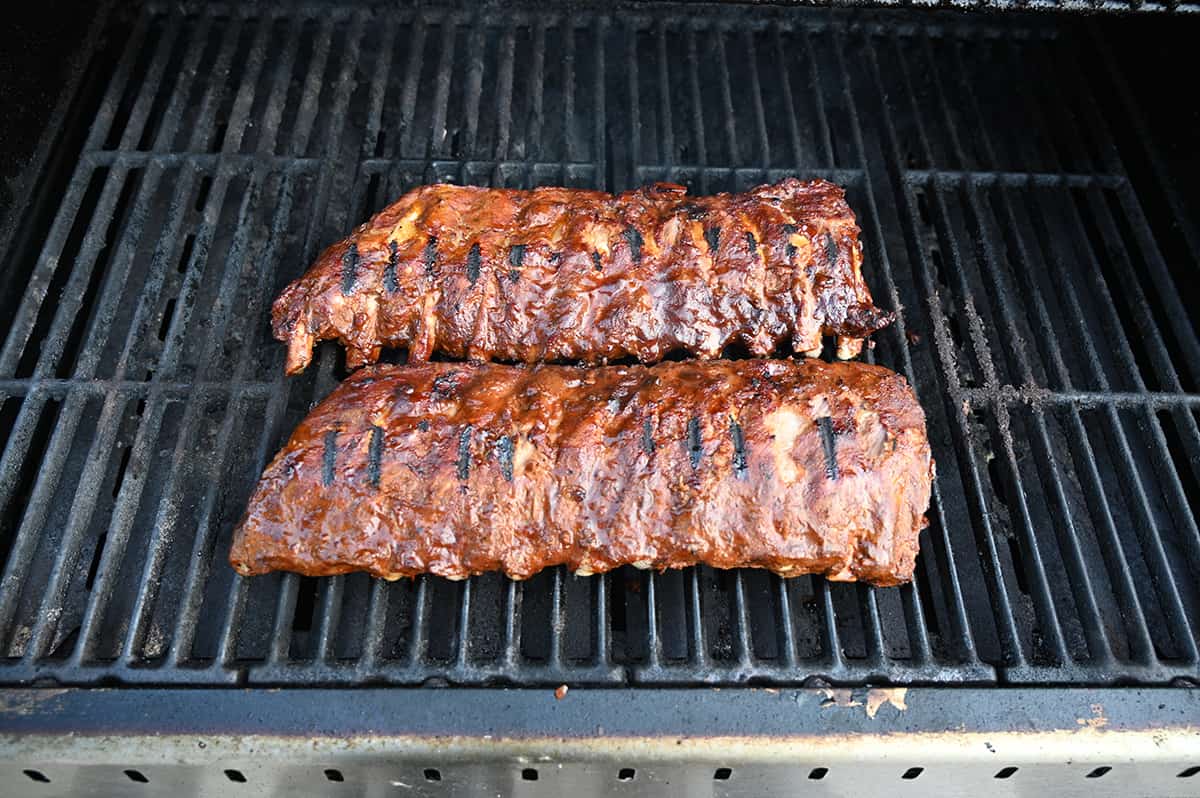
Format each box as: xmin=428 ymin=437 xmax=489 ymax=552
xmin=230 ymin=360 xmax=931 ymax=586
xmin=272 ymin=179 xmax=892 ymax=373
xmin=0 ymin=2 xmax=1197 ymax=687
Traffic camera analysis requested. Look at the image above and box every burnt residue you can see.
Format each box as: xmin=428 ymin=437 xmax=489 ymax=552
xmin=592 ymin=251 xmax=602 ymax=271
xmin=745 ymin=231 xmax=758 ymax=256
xmin=341 ymin=244 xmax=359 ymax=295
xmin=457 ymin=426 xmax=473 ymax=481
xmin=384 ymin=240 xmax=399 ymax=293
xmin=368 ymin=425 xmax=384 ymax=487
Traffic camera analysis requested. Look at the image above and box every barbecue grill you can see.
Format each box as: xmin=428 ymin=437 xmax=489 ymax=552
xmin=1 ymin=0 xmax=1198 ymax=795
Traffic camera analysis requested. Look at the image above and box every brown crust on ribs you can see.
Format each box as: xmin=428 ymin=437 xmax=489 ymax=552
xmin=273 ymin=179 xmax=894 ymax=374
xmin=230 ymin=359 xmax=931 ymax=586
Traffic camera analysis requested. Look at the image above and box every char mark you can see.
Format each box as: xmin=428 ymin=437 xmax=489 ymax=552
xmin=457 ymin=426 xmax=473 ymax=481
xmin=422 ymin=236 xmax=439 ymax=276
xmin=623 ymin=226 xmax=644 ymax=263
xmin=509 ymin=243 xmax=526 ymax=268
xmin=592 ymin=250 xmax=602 ymax=271
xmin=432 ymin=371 xmax=462 ymax=398
xmin=322 ymin=430 xmax=338 ymax=486
xmin=497 ymin=435 xmax=514 ymax=482
xmin=384 ymin=240 xmax=399 ymax=292
xmin=817 ymin=416 xmax=839 ymax=480
xmin=368 ymin=425 xmax=384 ymax=487
xmin=745 ymin=231 xmax=758 ymax=256
xmin=641 ymin=418 xmax=656 ymax=455
xmin=467 ymin=243 xmax=482 ymax=284
xmin=687 ymin=417 xmax=703 ymax=469
xmin=824 ymin=232 xmax=838 ymax=267
xmin=704 ymin=226 xmax=720 ymax=255
xmin=783 ymin=224 xmax=798 ymax=260
xmin=729 ymin=418 xmax=747 ymax=478
xmin=340 ymin=244 xmax=359 ymax=295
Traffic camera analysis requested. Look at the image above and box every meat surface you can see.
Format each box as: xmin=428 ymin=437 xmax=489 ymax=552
xmin=273 ymin=179 xmax=894 ymax=374
xmin=230 ymin=359 xmax=932 ymax=586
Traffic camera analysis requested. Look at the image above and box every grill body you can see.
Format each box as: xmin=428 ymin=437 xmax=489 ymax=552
xmin=0 ymin=0 xmax=1198 ymax=794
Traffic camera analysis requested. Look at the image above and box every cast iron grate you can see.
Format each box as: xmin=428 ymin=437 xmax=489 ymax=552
xmin=0 ymin=1 xmax=1196 ymax=687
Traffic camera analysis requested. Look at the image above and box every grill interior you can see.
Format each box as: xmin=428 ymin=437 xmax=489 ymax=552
xmin=0 ymin=1 xmax=1198 ymax=688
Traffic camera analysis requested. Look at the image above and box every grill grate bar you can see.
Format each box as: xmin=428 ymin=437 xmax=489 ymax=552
xmin=1029 ymin=187 xmax=1200 ymax=663
xmin=683 ymin=24 xmax=709 ymax=191
xmin=840 ymin=29 xmax=982 ymax=668
xmin=712 ymin=26 xmax=741 ymax=168
xmin=1011 ymin=37 xmax=1200 ymax=663
xmin=948 ymin=38 xmax=1164 ymax=667
xmin=96 ymin=16 xmax=276 ymax=663
xmin=923 ymin=38 xmax=1118 ymax=664
xmin=68 ymin=25 xmax=241 ymax=662
xmin=644 ymin=572 xmax=664 ymax=667
xmin=863 ymin=32 xmax=1027 ymax=668
xmin=769 ymin=24 xmax=804 ymax=169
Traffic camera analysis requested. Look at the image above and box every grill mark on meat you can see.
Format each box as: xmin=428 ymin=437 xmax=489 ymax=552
xmin=641 ymin=419 xmax=656 ymax=455
xmin=509 ymin=243 xmax=526 ymax=268
xmin=592 ymin=250 xmax=602 ymax=271
xmin=497 ymin=434 xmax=515 ymax=482
xmin=729 ymin=417 xmax=747 ymax=478
xmin=272 ymin=180 xmax=893 ymax=374
xmin=623 ymin=226 xmax=643 ymax=263
xmin=341 ymin=245 xmax=358 ymax=295
xmin=704 ymin=225 xmax=721 ymax=255
xmin=824 ymin=232 xmax=838 ymax=266
xmin=817 ymin=416 xmax=839 ymax=480
xmin=384 ymin=240 xmax=399 ymax=293
xmin=231 ymin=360 xmax=932 ymax=585
xmin=422 ymin=236 xmax=438 ymax=276
xmin=322 ymin=430 xmax=338 ymax=486
xmin=687 ymin=417 xmax=703 ymax=469
xmin=456 ymin=426 xmax=473 ymax=481
xmin=467 ymin=242 xmax=482 ymax=284
xmin=368 ymin=425 xmax=384 ymax=487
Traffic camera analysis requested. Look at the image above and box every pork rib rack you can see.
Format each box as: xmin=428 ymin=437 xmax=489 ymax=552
xmin=272 ymin=179 xmax=894 ymax=374
xmin=230 ymin=359 xmax=931 ymax=587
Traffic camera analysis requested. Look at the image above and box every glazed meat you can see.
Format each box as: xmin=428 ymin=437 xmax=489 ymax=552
xmin=230 ymin=359 xmax=932 ymax=586
xmin=273 ymin=178 xmax=893 ymax=374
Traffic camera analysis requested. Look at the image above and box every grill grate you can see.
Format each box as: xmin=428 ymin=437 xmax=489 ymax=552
xmin=0 ymin=2 xmax=1197 ymax=687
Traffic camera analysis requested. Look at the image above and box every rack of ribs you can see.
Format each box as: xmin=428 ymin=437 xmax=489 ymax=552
xmin=273 ymin=178 xmax=894 ymax=374
xmin=230 ymin=359 xmax=932 ymax=587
